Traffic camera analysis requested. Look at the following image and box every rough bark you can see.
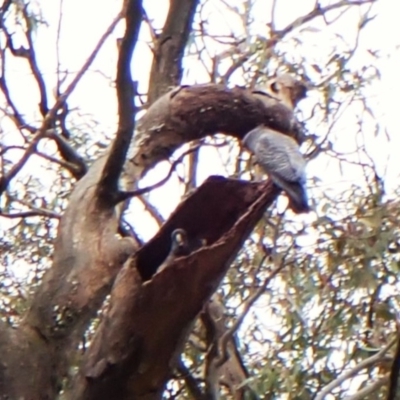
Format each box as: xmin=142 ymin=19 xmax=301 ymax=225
xmin=13 ymin=80 xmax=299 ymax=399
xmin=147 ymin=0 xmax=198 ymax=104
xmin=124 ymin=83 xmax=301 ymax=184
xmin=69 ymin=178 xmax=279 ymax=400
xmin=1 ymin=1 xmax=144 ymax=398
xmin=0 ymin=77 xmax=300 ymax=399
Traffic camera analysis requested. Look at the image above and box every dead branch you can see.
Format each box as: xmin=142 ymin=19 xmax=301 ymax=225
xmin=125 ymin=82 xmax=302 ymax=186
xmin=69 ymin=178 xmax=279 ymax=399
xmin=275 ymin=0 xmax=377 ymax=39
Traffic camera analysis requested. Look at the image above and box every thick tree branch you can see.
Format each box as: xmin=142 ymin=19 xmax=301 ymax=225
xmin=0 ymin=0 xmax=12 ymax=15
xmin=147 ymin=0 xmax=199 ymax=104
xmin=6 ymin=9 xmax=128 ymax=400
xmin=125 ymin=83 xmax=301 ymax=186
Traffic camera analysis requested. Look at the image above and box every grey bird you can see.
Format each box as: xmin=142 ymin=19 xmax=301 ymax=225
xmin=242 ymin=126 xmax=310 ymax=213
xmin=158 ymin=229 xmax=206 ymax=273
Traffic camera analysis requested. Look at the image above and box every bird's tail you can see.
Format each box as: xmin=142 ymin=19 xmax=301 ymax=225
xmin=272 ymin=177 xmax=310 ymax=214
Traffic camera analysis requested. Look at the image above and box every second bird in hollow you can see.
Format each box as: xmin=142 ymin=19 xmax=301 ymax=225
xmin=242 ymin=126 xmax=310 ymax=213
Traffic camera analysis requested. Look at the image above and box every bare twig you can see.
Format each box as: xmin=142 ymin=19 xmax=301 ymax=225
xmin=116 ymin=145 xmax=202 ymax=203
xmin=315 ymin=338 xmax=396 ymax=400
xmin=0 ymin=46 xmax=36 ymax=134
xmin=344 ymin=375 xmax=389 ymax=400
xmin=137 ymin=195 xmax=165 ymax=226
xmin=275 ymin=0 xmax=377 ymax=39
xmin=0 ymin=11 xmax=123 ymax=195
xmin=117 ymin=140 xmax=229 ymax=204
xmin=22 ymin=4 xmax=49 ymax=117
xmin=215 ymin=253 xmax=288 ymax=367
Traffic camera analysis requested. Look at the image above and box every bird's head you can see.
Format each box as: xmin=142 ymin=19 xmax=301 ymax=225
xmin=267 ymin=74 xmax=309 ymax=109
xmin=171 ymin=229 xmax=188 ymax=248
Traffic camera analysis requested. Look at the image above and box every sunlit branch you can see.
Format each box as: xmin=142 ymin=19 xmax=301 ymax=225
xmin=344 ymin=375 xmax=389 ymax=400
xmin=315 ymin=338 xmax=396 ymax=400
xmin=0 ymin=209 xmax=60 ymax=219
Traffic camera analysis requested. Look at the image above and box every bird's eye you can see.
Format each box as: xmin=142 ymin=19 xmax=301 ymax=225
xmin=270 ymin=81 xmax=279 ymax=93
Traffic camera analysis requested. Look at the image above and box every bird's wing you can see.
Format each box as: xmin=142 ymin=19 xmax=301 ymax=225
xmin=253 ymin=132 xmax=306 ymax=182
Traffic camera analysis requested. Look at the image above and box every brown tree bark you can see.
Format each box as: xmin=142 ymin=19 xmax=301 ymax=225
xmin=0 ymin=1 xmax=304 ymax=399
xmin=0 ymin=57 xmax=302 ymax=400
